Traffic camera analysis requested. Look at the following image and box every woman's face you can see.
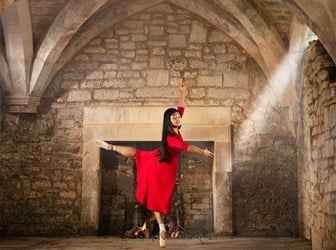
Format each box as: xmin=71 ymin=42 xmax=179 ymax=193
xmin=170 ymin=111 xmax=182 ymax=128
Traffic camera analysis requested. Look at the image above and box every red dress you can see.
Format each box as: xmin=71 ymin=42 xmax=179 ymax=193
xmin=135 ymin=107 xmax=188 ymax=215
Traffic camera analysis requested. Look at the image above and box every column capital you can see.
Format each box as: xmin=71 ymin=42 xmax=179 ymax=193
xmin=5 ymin=94 xmax=40 ymax=113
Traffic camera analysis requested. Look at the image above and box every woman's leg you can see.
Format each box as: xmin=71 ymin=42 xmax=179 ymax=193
xmin=154 ymin=211 xmax=165 ymax=225
xmin=96 ymin=140 xmax=136 ymax=157
xmin=154 ymin=211 xmax=167 ymax=248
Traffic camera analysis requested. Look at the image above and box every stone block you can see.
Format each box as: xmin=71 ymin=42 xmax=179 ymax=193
xmin=136 ymin=87 xmax=177 ymax=98
xmin=123 ymin=20 xmax=144 ymax=30
xmin=117 ymin=71 xmax=140 ymax=77
xmin=189 ymin=59 xmax=208 ymax=69
xmin=326 ymin=103 xmax=336 ymax=129
xmin=120 ymin=50 xmax=135 ymax=58
xmin=149 ymin=25 xmax=164 ymax=36
xmin=104 ymin=39 xmax=118 ymax=49
xmin=101 ymin=79 xmax=123 ymax=88
xmin=31 ymin=179 xmax=51 ymax=190
xmin=190 ymin=21 xmax=207 ymax=43
xmin=61 ymin=80 xmax=79 ymax=89
xmin=208 ymin=88 xmax=250 ymax=100
xmin=100 ymin=63 xmax=118 ymax=70
xmin=325 ymin=174 xmax=336 ymax=193
xmin=185 ymin=50 xmax=202 ymax=57
xmin=147 ymin=70 xmax=169 ymax=86
xmin=64 ymin=72 xmax=85 ymax=80
xmin=81 ymin=80 xmax=101 ymax=89
xmin=223 ymin=70 xmax=249 ymax=89
xmin=150 ymin=56 xmax=165 ymax=69
xmin=93 ymin=89 xmax=119 ymax=100
xmin=60 ymin=191 xmax=77 ymax=199
xmin=197 ymin=75 xmax=222 ymax=86
xmin=322 ymin=139 xmax=334 ymax=158
xmin=132 ymin=62 xmax=147 ymax=70
xmin=84 ymin=46 xmax=106 ymax=53
xmin=150 ymin=48 xmax=165 ymax=55
xmin=216 ymin=54 xmax=236 ymax=63
xmin=131 ymin=34 xmax=146 ymax=41
xmin=190 ymin=88 xmax=206 ymax=98
xmin=168 ymin=34 xmax=186 ymax=48
xmin=86 ymin=71 xmax=104 ymax=80
xmin=213 ymin=44 xmax=227 ymax=54
xmin=67 ymin=90 xmax=91 ymax=102
xmin=147 ymin=40 xmax=167 ymax=47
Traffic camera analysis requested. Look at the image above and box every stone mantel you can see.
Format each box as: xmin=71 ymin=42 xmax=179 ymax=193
xmin=82 ymin=106 xmax=232 ymax=235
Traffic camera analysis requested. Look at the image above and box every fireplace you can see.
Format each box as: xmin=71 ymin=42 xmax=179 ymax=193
xmin=82 ymin=106 xmax=232 ymax=235
xmin=98 ymin=141 xmax=214 ymax=236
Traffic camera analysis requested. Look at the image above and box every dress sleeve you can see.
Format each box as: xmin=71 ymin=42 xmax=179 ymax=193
xmin=167 ymin=134 xmax=188 ymax=151
xmin=177 ymin=106 xmax=185 ymax=117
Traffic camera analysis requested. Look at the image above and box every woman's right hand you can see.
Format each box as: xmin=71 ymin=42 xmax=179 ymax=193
xmin=179 ymin=79 xmax=186 ymax=92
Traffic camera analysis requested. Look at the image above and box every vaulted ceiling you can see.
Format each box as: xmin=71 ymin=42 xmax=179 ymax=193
xmin=0 ymin=0 xmax=335 ymax=113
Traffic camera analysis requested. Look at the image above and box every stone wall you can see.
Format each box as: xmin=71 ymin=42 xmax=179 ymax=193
xmin=0 ymin=111 xmax=82 ymax=235
xmin=177 ymin=142 xmax=214 ymax=236
xmin=0 ymin=3 xmax=298 ymax=236
xmin=233 ymin=103 xmax=298 ymax=236
xmin=299 ymin=40 xmax=336 ymax=249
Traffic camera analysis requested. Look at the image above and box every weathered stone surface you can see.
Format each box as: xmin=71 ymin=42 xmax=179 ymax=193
xmin=93 ymin=89 xmax=119 ymax=100
xmin=197 ymin=75 xmax=222 ymax=87
xmin=67 ymin=90 xmax=91 ymax=102
xmin=189 ymin=21 xmax=207 ymax=43
xmin=297 ymin=41 xmax=336 ymax=249
xmin=168 ymin=34 xmax=187 ymax=48
xmin=147 ymin=70 xmax=169 ymax=86
xmin=223 ymin=70 xmax=249 ymax=89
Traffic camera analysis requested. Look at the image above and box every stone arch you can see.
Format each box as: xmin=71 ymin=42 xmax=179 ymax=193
xmin=0 ymin=50 xmax=12 ymax=93
xmin=215 ymin=0 xmax=285 ymax=74
xmin=168 ymin=0 xmax=269 ymax=75
xmin=46 ymin=0 xmax=269 ymax=101
xmin=45 ymin=0 xmax=166 ymax=97
xmin=288 ymin=0 xmax=336 ymax=64
xmin=29 ymin=0 xmax=108 ymax=96
xmin=0 ymin=0 xmax=33 ymax=94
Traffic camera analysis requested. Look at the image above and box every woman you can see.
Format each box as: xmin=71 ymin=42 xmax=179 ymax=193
xmin=96 ymin=80 xmax=214 ymax=247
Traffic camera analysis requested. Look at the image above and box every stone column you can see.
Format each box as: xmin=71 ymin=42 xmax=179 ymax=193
xmin=213 ymin=135 xmax=232 ymax=235
xmin=81 ymin=139 xmax=101 ymax=234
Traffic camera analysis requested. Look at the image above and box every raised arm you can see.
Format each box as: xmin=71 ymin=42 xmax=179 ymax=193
xmin=177 ymin=79 xmax=186 ymax=107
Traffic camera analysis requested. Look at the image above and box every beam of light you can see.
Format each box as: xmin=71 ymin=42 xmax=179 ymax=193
xmin=237 ymin=39 xmax=306 ymax=144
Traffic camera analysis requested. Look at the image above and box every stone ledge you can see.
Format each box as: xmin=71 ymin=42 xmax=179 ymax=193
xmin=5 ymin=95 xmax=40 ymax=113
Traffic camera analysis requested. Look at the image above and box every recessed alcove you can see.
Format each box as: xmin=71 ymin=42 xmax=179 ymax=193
xmin=82 ymin=106 xmax=232 ymax=235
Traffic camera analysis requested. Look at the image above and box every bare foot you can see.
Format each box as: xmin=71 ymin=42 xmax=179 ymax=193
xmin=96 ymin=140 xmax=111 ymax=150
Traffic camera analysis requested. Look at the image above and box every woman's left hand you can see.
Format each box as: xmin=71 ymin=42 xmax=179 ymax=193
xmin=203 ymin=148 xmax=214 ymax=157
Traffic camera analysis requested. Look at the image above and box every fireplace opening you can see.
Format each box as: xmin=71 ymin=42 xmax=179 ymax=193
xmin=98 ymin=141 xmax=214 ymax=237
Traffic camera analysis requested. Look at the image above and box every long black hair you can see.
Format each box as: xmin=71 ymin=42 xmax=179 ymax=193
xmin=157 ymin=108 xmax=181 ymax=162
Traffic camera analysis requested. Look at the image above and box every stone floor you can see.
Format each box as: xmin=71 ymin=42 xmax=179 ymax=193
xmin=0 ymin=236 xmax=312 ymax=250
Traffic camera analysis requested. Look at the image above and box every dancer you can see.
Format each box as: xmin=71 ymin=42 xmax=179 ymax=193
xmin=96 ymin=80 xmax=213 ymax=247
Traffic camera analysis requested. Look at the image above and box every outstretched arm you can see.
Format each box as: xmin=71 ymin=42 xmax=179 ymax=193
xmin=177 ymin=79 xmax=186 ymax=107
xmin=96 ymin=140 xmax=136 ymax=157
xmin=187 ymin=144 xmax=214 ymax=157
